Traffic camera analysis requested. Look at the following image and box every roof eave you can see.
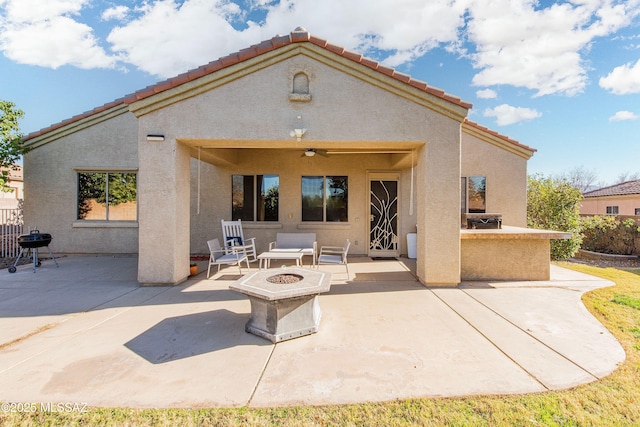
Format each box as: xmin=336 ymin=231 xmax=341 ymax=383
xmin=23 ymin=103 xmax=130 ymax=149
xmin=462 ymin=120 xmax=536 ymax=160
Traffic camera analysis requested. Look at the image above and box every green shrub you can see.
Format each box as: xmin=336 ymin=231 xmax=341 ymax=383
xmin=527 ymin=174 xmax=582 ymax=260
xmin=580 ymin=215 xmax=640 ymax=255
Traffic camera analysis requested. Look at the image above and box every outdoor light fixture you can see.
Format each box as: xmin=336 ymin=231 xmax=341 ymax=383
xmin=304 ymin=149 xmax=316 ymax=157
xmin=146 ymin=134 xmax=165 ymax=141
xmin=289 ymin=128 xmax=306 ymax=141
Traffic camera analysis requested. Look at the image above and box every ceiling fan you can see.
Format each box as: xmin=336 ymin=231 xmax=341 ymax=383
xmin=301 ymin=148 xmax=328 ymax=157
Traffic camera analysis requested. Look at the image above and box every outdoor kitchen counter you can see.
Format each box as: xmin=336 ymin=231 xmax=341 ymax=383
xmin=461 ymin=226 xmax=571 ymax=240
xmin=460 ymin=226 xmax=572 ymax=281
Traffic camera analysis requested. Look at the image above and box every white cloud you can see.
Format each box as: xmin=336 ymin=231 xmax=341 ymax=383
xmin=609 ymin=110 xmax=638 ymax=121
xmin=467 ymin=0 xmax=640 ymax=97
xmin=102 ymin=6 xmax=130 ymax=22
xmin=0 ymin=16 xmax=116 ymax=69
xmin=106 ymin=0 xmax=470 ymax=77
xmin=476 ymin=88 xmax=497 ymax=99
xmin=483 ymin=104 xmax=542 ymax=126
xmin=600 ymin=59 xmax=640 ymax=94
xmin=0 ymin=0 xmax=115 ymax=69
xmin=1 ymin=0 xmax=86 ymax=23
xmin=106 ymin=0 xmax=247 ymax=78
xmin=1 ymin=0 xmax=639 ymax=96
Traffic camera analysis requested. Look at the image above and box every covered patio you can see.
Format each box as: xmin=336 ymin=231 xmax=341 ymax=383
xmin=0 ymin=255 xmax=624 ymax=408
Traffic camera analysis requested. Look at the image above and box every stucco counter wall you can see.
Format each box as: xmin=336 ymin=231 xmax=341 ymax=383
xmin=460 ymin=226 xmax=571 ymax=281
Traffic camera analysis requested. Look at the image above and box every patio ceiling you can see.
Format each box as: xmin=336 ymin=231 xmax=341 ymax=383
xmin=182 ymin=138 xmax=423 ymax=168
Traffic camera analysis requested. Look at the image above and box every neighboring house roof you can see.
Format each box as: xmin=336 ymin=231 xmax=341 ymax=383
xmin=1 ymin=166 xmax=22 ymax=181
xmin=583 ymin=180 xmax=640 ymax=198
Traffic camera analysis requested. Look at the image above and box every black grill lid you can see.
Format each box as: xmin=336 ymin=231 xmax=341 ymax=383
xmin=17 ymin=232 xmax=52 ymax=248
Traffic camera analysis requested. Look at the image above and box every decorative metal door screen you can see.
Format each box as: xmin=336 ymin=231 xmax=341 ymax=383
xmin=369 ymin=179 xmax=398 ymax=256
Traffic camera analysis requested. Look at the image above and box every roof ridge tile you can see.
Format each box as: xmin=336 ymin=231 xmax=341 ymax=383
xmin=324 ymin=41 xmax=345 ymax=55
xmin=308 ymin=35 xmax=328 ymax=48
xmin=342 ymin=49 xmax=363 ymax=62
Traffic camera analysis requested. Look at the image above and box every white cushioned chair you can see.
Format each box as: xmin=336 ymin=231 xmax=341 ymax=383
xmin=207 ymin=238 xmax=250 ymax=278
xmin=317 ymin=239 xmax=350 ymax=275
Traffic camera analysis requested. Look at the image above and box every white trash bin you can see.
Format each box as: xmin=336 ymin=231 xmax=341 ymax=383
xmin=407 ymin=232 xmax=417 ymax=259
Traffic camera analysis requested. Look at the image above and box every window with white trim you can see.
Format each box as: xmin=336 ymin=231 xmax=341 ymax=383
xmin=77 ymin=172 xmax=137 ymax=220
xmin=461 ymin=176 xmax=486 ymax=213
xmin=232 ymin=175 xmax=279 ymax=221
xmin=302 ymin=176 xmax=348 ymax=222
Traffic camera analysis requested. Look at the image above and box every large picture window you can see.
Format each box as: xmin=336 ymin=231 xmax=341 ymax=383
xmin=232 ymin=175 xmax=279 ymax=221
xmin=461 ymin=176 xmax=486 ymax=213
xmin=77 ymin=172 xmax=137 ymax=220
xmin=302 ymin=176 xmax=348 ymax=222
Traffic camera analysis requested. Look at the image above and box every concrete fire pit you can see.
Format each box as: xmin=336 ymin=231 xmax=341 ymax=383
xmin=229 ymin=267 xmax=332 ymax=343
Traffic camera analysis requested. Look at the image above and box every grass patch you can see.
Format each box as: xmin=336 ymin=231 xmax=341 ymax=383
xmin=1 ymin=263 xmax=640 ymax=426
xmin=613 ymin=294 xmax=640 ymax=310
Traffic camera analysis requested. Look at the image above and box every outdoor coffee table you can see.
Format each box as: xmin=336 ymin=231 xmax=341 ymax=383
xmin=229 ymin=267 xmax=332 ymax=343
xmin=257 ymin=251 xmax=305 ymax=269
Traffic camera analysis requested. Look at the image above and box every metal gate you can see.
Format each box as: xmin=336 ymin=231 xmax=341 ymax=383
xmin=1 ymin=207 xmax=23 ymax=258
xmin=369 ymin=174 xmax=399 ymax=258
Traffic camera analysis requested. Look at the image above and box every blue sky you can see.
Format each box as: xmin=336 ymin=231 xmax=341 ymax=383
xmin=1 ymin=0 xmax=639 ymax=186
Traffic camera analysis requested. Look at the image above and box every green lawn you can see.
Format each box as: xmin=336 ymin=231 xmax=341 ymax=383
xmin=2 ymin=264 xmax=639 ymax=426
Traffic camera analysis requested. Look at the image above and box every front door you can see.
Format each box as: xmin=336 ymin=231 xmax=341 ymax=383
xmin=369 ymin=174 xmax=399 ymax=258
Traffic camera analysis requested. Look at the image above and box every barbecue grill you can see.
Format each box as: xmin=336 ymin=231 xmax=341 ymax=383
xmin=8 ymin=230 xmax=59 ymax=273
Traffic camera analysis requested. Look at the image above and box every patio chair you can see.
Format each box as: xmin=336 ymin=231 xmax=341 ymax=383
xmin=221 ymin=219 xmax=257 ymax=263
xmin=317 ymin=239 xmax=350 ymax=275
xmin=206 ymin=238 xmax=250 ymax=278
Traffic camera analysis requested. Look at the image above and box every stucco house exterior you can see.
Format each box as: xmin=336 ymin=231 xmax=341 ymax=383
xmin=23 ymin=28 xmax=558 ymax=286
xmin=0 ymin=166 xmax=23 ymax=210
xmin=581 ymin=180 xmax=640 ymax=216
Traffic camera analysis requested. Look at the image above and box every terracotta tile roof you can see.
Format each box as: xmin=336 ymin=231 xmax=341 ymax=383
xmin=463 ymin=119 xmax=536 ymax=153
xmin=583 ymin=180 xmax=640 ymax=197
xmin=25 ymin=28 xmax=473 ymax=141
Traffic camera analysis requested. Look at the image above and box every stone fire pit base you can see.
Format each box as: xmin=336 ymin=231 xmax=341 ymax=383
xmin=229 ymin=267 xmax=332 ymax=343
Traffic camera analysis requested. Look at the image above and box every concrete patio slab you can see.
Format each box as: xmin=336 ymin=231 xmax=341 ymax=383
xmin=0 ymin=255 xmax=626 ymax=408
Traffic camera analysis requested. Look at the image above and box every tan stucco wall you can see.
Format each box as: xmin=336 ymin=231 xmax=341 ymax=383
xmin=580 ymin=196 xmax=640 ymax=216
xmin=461 ymin=131 xmax=528 ymax=226
xmin=137 ymin=127 xmax=190 ymax=285
xmin=415 ymin=120 xmax=461 ymax=285
xmin=461 ymin=238 xmax=550 ymax=281
xmin=23 ymin=112 xmax=139 ymax=254
xmin=460 ymin=227 xmax=569 ymax=281
xmin=137 ymin=53 xmax=463 ymax=285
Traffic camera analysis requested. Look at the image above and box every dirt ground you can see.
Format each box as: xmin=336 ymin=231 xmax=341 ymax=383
xmin=0 ymin=256 xmax=56 ymax=271
xmin=2 ymin=255 xmax=638 ymax=273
